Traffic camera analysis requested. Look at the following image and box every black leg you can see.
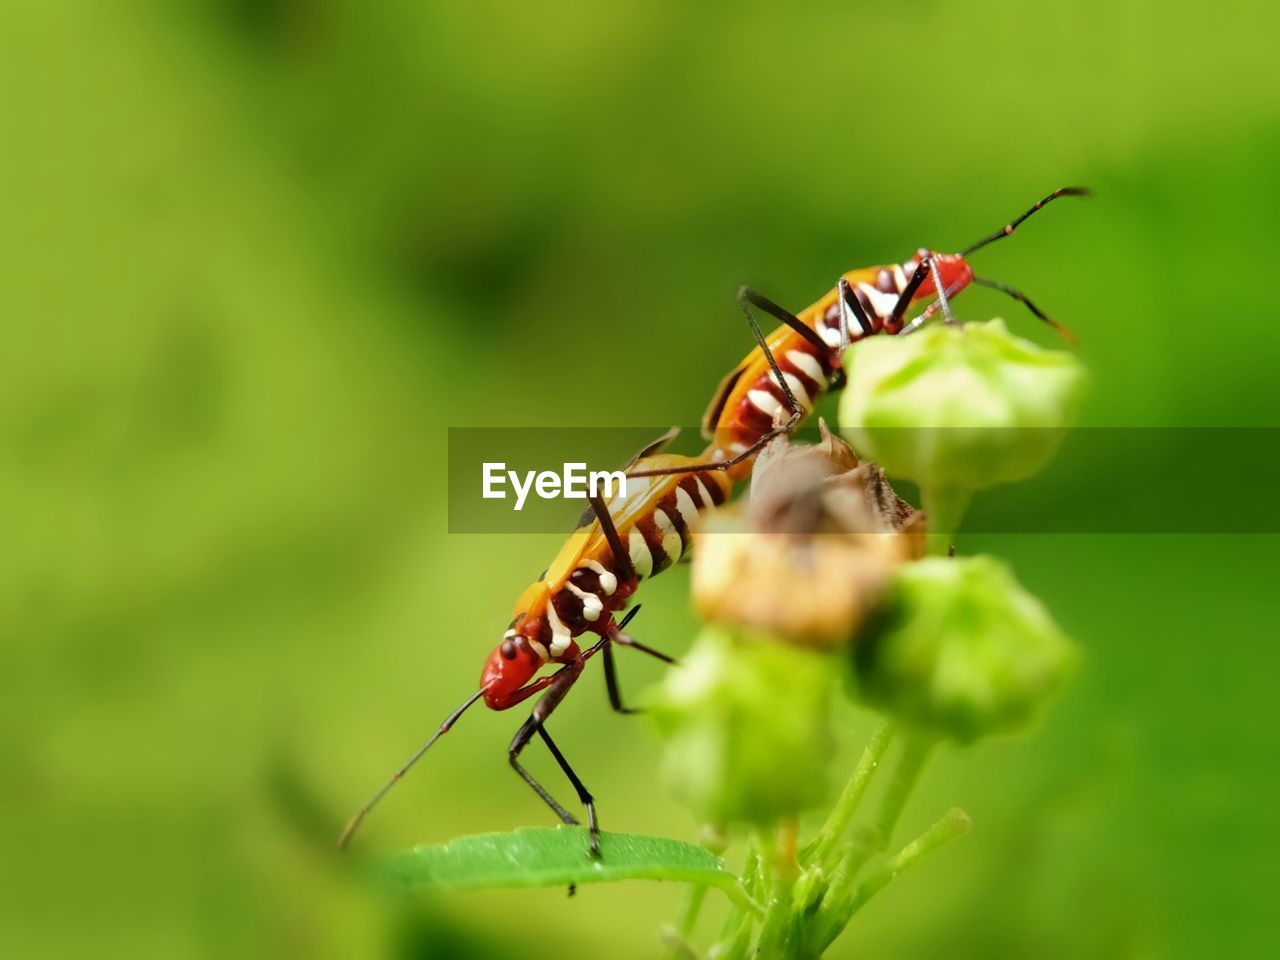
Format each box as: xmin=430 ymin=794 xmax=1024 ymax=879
xmin=626 ymin=285 xmax=809 ymax=480
xmin=536 ymin=724 xmax=600 ymax=854
xmin=612 ymin=634 xmax=676 ymax=665
xmin=602 ymin=641 xmax=636 ymax=714
xmin=598 ymin=606 xmax=676 ymax=715
xmin=739 ymin=286 xmax=831 ymax=356
xmin=509 ymin=716 xmax=580 ymax=825
xmin=889 ymin=256 xmax=931 ymax=330
xmin=836 ymin=278 xmax=874 ymax=347
xmin=588 ymin=492 xmax=636 ymax=585
xmin=736 ymin=285 xmax=805 ymax=421
xmin=889 ymin=254 xmax=957 ymax=333
xmin=506 ymin=657 xmax=607 ymax=856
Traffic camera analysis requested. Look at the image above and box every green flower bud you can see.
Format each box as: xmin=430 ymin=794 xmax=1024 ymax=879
xmin=839 ymin=319 xmax=1086 ymax=494
xmin=648 ymin=627 xmax=835 ymax=826
xmin=853 ymin=556 xmax=1076 ymax=743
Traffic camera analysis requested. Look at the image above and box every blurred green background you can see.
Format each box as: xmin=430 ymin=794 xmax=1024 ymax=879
xmin=3 ymin=1 xmax=1277 ymax=957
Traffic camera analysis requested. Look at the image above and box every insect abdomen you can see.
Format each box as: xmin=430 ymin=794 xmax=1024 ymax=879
xmin=622 ymin=472 xmax=728 ymax=580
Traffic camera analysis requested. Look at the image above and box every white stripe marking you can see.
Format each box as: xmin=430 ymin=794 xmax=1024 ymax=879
xmin=582 ymin=559 xmax=617 ymax=595
xmin=653 ymin=509 xmax=683 ymax=564
xmin=693 ymin=477 xmax=716 ymax=511
xmin=675 ymin=486 xmax=700 ymax=530
xmin=857 ymin=282 xmax=900 ymax=319
xmin=770 ymin=370 xmax=811 ymax=410
xmin=545 ymin=600 xmax=573 ymax=657
xmin=892 ymin=265 xmax=908 ymax=293
xmin=785 ymin=350 xmax=827 ymax=387
xmin=628 ymin=529 xmax=653 ymax=579
xmin=565 ymin=582 xmax=603 ymax=621
xmin=748 ymin=388 xmax=782 ymax=417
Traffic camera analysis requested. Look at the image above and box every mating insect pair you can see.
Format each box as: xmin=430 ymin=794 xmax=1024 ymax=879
xmin=340 ymin=187 xmax=1088 ymax=854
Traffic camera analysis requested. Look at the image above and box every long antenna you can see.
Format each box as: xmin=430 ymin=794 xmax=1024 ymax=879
xmin=960 ymin=187 xmax=1090 ymax=257
xmin=973 ymin=276 xmax=1076 ymax=344
xmin=338 ymin=686 xmax=487 ymax=848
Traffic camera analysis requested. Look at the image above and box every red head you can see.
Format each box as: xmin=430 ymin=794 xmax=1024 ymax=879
xmin=903 ymin=249 xmax=975 ymax=303
xmin=895 ymin=188 xmax=1089 ymax=340
xmin=480 ymin=618 xmax=547 ymax=709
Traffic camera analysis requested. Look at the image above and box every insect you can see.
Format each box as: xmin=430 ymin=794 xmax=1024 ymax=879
xmin=629 ymin=187 xmax=1088 ymax=484
xmin=340 ymin=188 xmax=1087 ymax=854
xmin=339 ymin=434 xmax=731 ymax=855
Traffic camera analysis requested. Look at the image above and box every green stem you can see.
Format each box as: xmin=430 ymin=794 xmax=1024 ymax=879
xmin=713 ymin=836 xmax=761 ymax=960
xmin=753 ymin=829 xmax=788 ymax=957
xmin=663 ymin=829 xmax=728 ymax=960
xmin=921 ymin=485 xmax=971 ymax=556
xmin=810 ymin=719 xmax=894 ymax=869
xmin=663 ymin=885 xmax=709 ymax=960
xmin=815 ymin=735 xmax=936 ymax=942
xmin=871 ymin=737 xmax=934 ymax=845
xmin=844 ymin=807 xmax=972 ymax=915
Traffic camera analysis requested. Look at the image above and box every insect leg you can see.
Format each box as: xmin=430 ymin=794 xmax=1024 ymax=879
xmin=626 ymin=286 xmax=807 ymax=480
xmin=739 ymin=286 xmax=831 ymax=355
xmin=735 ymin=285 xmax=806 ymax=427
xmin=601 ymin=642 xmax=636 ymax=714
xmin=587 ymin=492 xmax=636 ymax=586
xmin=927 ymin=257 xmax=957 ymax=325
xmin=594 ymin=605 xmax=675 ymax=714
xmin=536 ymin=724 xmax=601 ymax=855
xmin=836 ymin=277 xmax=874 ymax=348
xmin=888 ymin=256 xmax=932 ymax=330
xmin=509 ymin=715 xmax=580 ymax=825
xmin=609 ymin=609 xmax=676 ymax=664
xmin=507 ymin=657 xmax=606 ymax=855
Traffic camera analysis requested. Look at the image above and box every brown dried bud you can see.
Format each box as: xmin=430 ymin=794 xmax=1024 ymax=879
xmin=692 ymin=421 xmax=924 ymax=648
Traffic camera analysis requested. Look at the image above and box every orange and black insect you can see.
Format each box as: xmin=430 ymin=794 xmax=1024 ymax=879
xmin=339 ymin=188 xmax=1086 ymax=854
xmin=630 ymin=187 xmax=1088 ymax=484
xmin=339 ymin=435 xmax=729 ymax=855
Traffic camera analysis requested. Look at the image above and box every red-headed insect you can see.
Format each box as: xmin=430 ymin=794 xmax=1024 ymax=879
xmin=339 ymin=434 xmax=729 ymax=855
xmin=339 ymin=187 xmax=1086 ymax=854
xmin=630 ymin=187 xmax=1088 ymax=484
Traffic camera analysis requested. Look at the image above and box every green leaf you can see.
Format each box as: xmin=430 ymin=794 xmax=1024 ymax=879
xmin=384 ymin=827 xmax=751 ymax=907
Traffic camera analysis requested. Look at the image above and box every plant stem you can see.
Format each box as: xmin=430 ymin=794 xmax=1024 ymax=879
xmin=663 ymin=885 xmax=709 ymax=960
xmin=663 ymin=829 xmax=728 ymax=960
xmin=814 ymin=735 xmax=936 ymax=943
xmin=921 ymin=485 xmax=971 ymax=556
xmin=871 ymin=736 xmax=934 ymax=846
xmin=810 ymin=719 xmax=894 ymax=868
xmin=753 ymin=828 xmax=785 ymax=955
xmin=844 ymin=807 xmax=971 ymax=914
xmin=712 ymin=835 xmax=761 ymax=960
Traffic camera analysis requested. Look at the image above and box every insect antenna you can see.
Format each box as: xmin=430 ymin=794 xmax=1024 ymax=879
xmin=960 ymin=187 xmax=1090 ymax=257
xmin=338 ymin=686 xmax=487 ymax=848
xmin=972 ymin=276 xmax=1076 ymax=344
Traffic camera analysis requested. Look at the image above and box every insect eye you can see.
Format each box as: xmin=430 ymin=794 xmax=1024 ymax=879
xmin=500 ymin=639 xmax=518 ymax=660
